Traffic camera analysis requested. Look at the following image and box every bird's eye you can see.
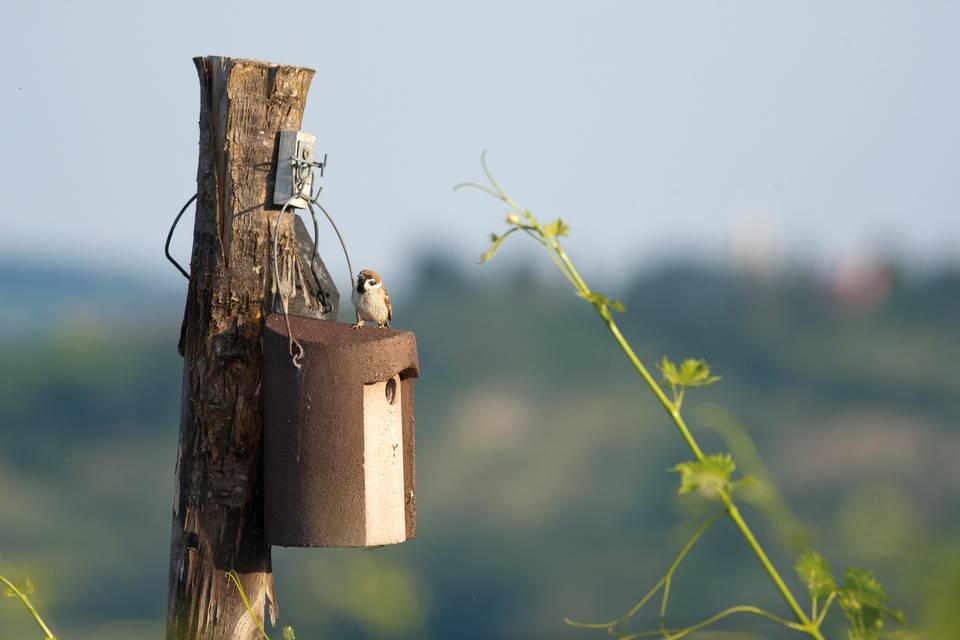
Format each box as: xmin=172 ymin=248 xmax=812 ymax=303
xmin=368 ymin=279 xmax=376 ymax=286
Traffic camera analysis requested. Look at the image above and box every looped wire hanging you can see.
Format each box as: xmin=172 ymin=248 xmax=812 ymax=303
xmin=165 ymin=153 xmax=356 ymax=370
xmin=271 ymin=152 xmax=355 ymax=369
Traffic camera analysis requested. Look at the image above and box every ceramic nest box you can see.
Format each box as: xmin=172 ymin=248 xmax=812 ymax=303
xmin=263 ymin=315 xmax=419 ymax=547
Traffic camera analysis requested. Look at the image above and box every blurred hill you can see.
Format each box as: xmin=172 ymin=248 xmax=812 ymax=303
xmin=1 ymin=256 xmax=959 ymax=639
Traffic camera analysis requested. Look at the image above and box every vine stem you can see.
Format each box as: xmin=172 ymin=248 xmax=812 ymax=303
xmin=551 ymin=244 xmax=825 ymax=640
xmin=566 ymin=513 xmax=724 ymax=631
xmin=462 ymin=169 xmax=825 ymax=639
xmin=225 ymin=570 xmax=271 ymax=640
xmin=0 ymin=575 xmax=56 ymax=639
xmin=618 ymin=604 xmax=800 ymax=639
xmin=603 ymin=319 xmax=704 ymax=459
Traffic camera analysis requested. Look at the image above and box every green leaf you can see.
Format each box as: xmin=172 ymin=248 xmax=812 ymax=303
xmin=481 ymin=233 xmax=508 ymax=263
xmin=659 ymin=357 xmax=721 ymax=388
xmin=576 ymin=291 xmax=626 ymax=314
xmin=670 ymin=453 xmax=735 ymax=499
xmin=795 ymin=552 xmax=836 ymax=600
xmin=542 ymin=218 xmax=571 ymax=238
xmin=282 ymin=626 xmax=297 ymax=640
xmin=3 ymin=577 xmax=33 ymax=598
xmin=838 ymin=568 xmax=904 ymax=640
xmin=658 ymin=357 xmax=680 ymax=387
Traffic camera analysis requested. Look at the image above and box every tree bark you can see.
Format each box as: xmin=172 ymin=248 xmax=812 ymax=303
xmin=167 ymin=56 xmax=322 ymax=640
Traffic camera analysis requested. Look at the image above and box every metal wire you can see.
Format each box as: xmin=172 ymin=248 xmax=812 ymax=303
xmin=300 ymin=158 xmax=355 ymax=320
xmin=309 ymin=203 xmax=353 ymax=304
xmin=165 ymin=150 xmax=354 ymax=370
xmin=272 ymin=198 xmax=305 ymax=369
xmin=270 ymin=151 xmax=357 ymax=369
xmin=165 ymin=193 xmax=197 ymax=280
xmin=306 ymin=186 xmax=328 ymax=312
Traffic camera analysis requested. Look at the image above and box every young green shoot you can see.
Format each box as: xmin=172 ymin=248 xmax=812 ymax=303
xmin=1 ymin=574 xmax=57 ymax=639
xmin=225 ymin=569 xmax=297 ymax=640
xmin=457 ymin=153 xmax=903 ymax=640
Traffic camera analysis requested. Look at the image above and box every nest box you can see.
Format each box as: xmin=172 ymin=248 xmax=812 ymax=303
xmin=262 ymin=314 xmax=419 ymax=547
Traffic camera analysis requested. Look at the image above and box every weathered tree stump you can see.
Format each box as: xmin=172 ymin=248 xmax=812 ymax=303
xmin=167 ymin=56 xmax=329 ymax=640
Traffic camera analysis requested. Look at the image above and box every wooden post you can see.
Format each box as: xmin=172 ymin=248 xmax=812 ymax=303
xmin=167 ymin=56 xmax=326 ymax=640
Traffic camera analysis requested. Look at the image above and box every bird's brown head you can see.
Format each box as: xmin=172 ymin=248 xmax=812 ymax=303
xmin=356 ymin=269 xmax=382 ymax=293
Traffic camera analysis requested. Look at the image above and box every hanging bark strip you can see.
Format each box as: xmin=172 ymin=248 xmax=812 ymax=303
xmin=167 ymin=56 xmax=322 ymax=640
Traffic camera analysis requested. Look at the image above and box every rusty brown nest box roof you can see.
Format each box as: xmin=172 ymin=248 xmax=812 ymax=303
xmin=262 ymin=314 xmax=419 ymax=548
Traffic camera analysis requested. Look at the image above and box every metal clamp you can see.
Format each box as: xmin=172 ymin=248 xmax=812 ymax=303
xmin=274 ymin=131 xmax=327 ymax=208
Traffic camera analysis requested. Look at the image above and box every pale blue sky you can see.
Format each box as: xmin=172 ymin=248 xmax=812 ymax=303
xmin=2 ymin=1 xmax=957 ymax=289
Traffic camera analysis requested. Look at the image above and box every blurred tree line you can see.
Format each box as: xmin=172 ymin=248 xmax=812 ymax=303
xmin=1 ymin=255 xmax=958 ymax=639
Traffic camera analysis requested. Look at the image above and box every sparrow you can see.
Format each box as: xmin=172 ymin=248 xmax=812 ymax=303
xmin=351 ymin=269 xmax=392 ymax=329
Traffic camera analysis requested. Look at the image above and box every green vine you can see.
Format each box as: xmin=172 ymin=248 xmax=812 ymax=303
xmin=225 ymin=570 xmax=297 ymax=640
xmin=1 ymin=573 xmax=56 ymax=639
xmin=457 ymin=153 xmax=904 ymax=640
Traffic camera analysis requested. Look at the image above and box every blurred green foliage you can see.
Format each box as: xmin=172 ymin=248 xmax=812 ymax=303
xmin=1 ymin=257 xmax=958 ymax=638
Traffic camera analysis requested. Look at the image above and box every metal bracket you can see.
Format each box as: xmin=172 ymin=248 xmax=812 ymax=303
xmin=273 ymin=131 xmax=326 ymax=208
